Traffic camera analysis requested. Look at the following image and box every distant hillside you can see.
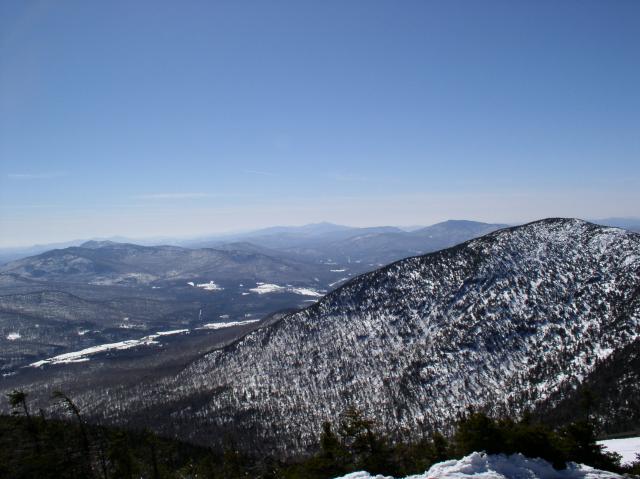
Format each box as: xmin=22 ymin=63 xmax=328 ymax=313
xmin=0 ymin=241 xmax=334 ymax=373
xmin=212 ymin=220 xmax=508 ymax=267
xmin=0 ymin=241 xmax=330 ymax=286
xmin=314 ymin=220 xmax=508 ymax=266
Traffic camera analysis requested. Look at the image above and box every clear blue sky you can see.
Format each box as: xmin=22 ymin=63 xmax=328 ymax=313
xmin=1 ymin=0 xmax=638 ymax=246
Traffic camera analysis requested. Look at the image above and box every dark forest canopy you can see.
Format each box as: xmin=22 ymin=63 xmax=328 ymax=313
xmin=1 ymin=390 xmax=636 ymax=479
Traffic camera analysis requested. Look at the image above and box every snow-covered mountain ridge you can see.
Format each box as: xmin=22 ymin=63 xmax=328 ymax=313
xmin=86 ymin=219 xmax=640 ymax=451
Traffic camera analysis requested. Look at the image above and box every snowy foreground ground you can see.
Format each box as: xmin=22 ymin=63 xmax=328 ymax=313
xmin=333 ymin=452 xmax=623 ymax=479
xmin=598 ymin=437 xmax=640 ymax=466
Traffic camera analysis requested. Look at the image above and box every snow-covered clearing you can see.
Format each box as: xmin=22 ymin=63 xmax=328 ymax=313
xmin=249 ymin=282 xmax=323 ymax=297
xmin=598 ymin=437 xmax=640 ymax=465
xmin=187 ymin=280 xmax=223 ymax=291
xmin=250 ymin=283 xmax=286 ymax=294
xmin=29 ymin=329 xmax=189 ymax=367
xmin=198 ymin=320 xmax=260 ymax=330
xmin=333 ymin=452 xmax=622 ymax=479
xmin=29 ymin=315 xmax=265 ymax=368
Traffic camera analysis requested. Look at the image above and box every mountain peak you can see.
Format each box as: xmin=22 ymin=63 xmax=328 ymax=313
xmin=79 ymin=240 xmax=121 ymax=249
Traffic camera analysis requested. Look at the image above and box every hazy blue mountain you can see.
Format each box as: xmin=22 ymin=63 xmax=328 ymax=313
xmin=0 ymin=240 xmax=86 ymax=265
xmin=0 ymin=241 xmax=331 ymax=286
xmin=182 ymin=220 xmax=507 ymax=270
xmin=179 ymin=222 xmax=356 ymax=248
xmin=0 ymin=235 xmax=178 ymax=265
xmin=592 ymin=217 xmax=640 ymax=232
xmin=269 ymin=220 xmax=509 ymax=267
xmin=241 ymin=221 xmax=355 ymax=236
xmin=184 ymin=224 xmax=403 ymax=251
xmin=0 ymin=220 xmax=503 ymax=267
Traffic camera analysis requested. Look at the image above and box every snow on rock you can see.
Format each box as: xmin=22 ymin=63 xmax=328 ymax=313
xmin=598 ymin=437 xmax=640 ymax=465
xmin=333 ymin=453 xmax=623 ymax=479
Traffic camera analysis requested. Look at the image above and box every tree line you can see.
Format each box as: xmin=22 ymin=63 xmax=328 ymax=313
xmin=1 ymin=390 xmax=638 ymax=479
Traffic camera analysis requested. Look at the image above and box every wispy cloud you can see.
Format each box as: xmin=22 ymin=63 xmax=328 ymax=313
xmin=7 ymin=172 xmax=68 ymax=180
xmin=243 ymin=169 xmax=279 ymax=177
xmin=133 ymin=193 xmax=217 ymax=200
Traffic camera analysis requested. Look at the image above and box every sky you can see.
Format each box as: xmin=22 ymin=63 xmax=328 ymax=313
xmin=1 ymin=0 xmax=639 ymax=247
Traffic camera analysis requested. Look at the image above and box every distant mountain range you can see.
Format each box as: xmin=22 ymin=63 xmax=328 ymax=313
xmin=0 ymin=240 xmax=330 ymax=286
xmin=182 ymin=220 xmax=509 ymax=267
xmin=66 ymin=218 xmax=639 ymax=452
xmin=2 ymin=217 xmax=637 ymax=265
xmin=0 ymin=219 xmax=508 ymax=375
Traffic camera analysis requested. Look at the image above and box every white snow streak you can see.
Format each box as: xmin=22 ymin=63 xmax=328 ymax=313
xmin=249 ymin=283 xmax=323 ymax=297
xmin=198 ymin=320 xmax=260 ymax=330
xmin=30 ymin=329 xmax=189 ymax=367
xmin=196 ymin=281 xmax=223 ymax=291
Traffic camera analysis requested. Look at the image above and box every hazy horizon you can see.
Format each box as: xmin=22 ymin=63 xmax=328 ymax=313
xmin=1 ymin=1 xmax=638 ymax=247
xmin=2 ymin=214 xmax=640 ymax=250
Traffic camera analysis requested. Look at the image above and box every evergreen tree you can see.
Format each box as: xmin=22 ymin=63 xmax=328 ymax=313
xmin=431 ymin=431 xmax=450 ymax=463
xmin=52 ymin=390 xmax=93 ymax=475
xmin=7 ymin=390 xmax=31 ymax=419
xmin=559 ymin=421 xmax=620 ymax=471
xmin=454 ymin=411 xmax=505 ymax=456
